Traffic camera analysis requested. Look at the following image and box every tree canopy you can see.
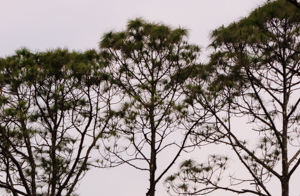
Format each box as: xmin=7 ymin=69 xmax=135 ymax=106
xmin=0 ymin=48 xmax=115 ymax=196
xmin=99 ymin=18 xmax=202 ymax=196
xmin=286 ymin=0 xmax=300 ymax=9
xmin=1 ymin=1 xmax=300 ymax=196
xmin=165 ymin=1 xmax=300 ymax=196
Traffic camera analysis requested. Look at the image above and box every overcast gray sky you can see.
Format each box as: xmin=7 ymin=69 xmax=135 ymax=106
xmin=1 ymin=1 xmax=271 ymax=196
xmin=1 ymin=0 xmax=263 ymax=57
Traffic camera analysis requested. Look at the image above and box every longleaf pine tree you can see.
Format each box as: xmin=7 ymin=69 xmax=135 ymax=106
xmin=99 ymin=18 xmax=202 ymax=196
xmin=166 ymin=1 xmax=300 ymax=196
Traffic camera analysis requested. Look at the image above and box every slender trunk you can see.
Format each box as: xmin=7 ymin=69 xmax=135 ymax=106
xmin=50 ymin=128 xmax=57 ymax=196
xmin=147 ymin=105 xmax=157 ymax=196
xmin=281 ymin=105 xmax=289 ymax=196
xmin=147 ymin=79 xmax=157 ymax=196
xmin=281 ymin=107 xmax=289 ymax=196
xmin=281 ymin=178 xmax=289 ymax=196
xmin=147 ymin=146 xmax=156 ymax=196
xmin=281 ymin=88 xmax=289 ymax=196
xmin=281 ymin=28 xmax=289 ymax=196
xmin=50 ymin=89 xmax=58 ymax=196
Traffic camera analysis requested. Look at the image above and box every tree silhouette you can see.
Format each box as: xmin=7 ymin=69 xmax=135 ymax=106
xmin=166 ymin=1 xmax=300 ymax=196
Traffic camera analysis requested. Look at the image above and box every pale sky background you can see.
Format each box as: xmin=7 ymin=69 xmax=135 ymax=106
xmin=2 ymin=1 xmax=292 ymax=196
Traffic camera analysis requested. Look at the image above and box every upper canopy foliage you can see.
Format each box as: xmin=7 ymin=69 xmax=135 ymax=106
xmin=98 ymin=18 xmax=202 ymax=196
xmin=0 ymin=48 xmax=113 ymax=196
xmin=100 ymin=18 xmax=189 ymax=50
xmin=210 ymin=0 xmax=300 ymax=49
xmin=166 ymin=1 xmax=300 ymax=196
xmin=205 ymin=0 xmax=300 ymax=95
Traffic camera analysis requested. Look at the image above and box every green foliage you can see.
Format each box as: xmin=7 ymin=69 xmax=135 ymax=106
xmin=99 ymin=18 xmax=202 ymax=196
xmin=165 ymin=155 xmax=228 ymax=195
xmin=0 ymin=48 xmax=113 ymax=196
xmin=166 ymin=1 xmax=300 ymax=196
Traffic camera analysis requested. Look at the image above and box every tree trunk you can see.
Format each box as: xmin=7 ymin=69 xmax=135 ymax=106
xmin=281 ymin=51 xmax=289 ymax=196
xmin=147 ymin=129 xmax=157 ymax=196
xmin=147 ymin=98 xmax=157 ymax=196
xmin=281 ymin=177 xmax=289 ymax=196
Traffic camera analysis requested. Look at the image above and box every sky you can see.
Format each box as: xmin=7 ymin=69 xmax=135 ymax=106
xmin=0 ymin=0 xmax=280 ymax=196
